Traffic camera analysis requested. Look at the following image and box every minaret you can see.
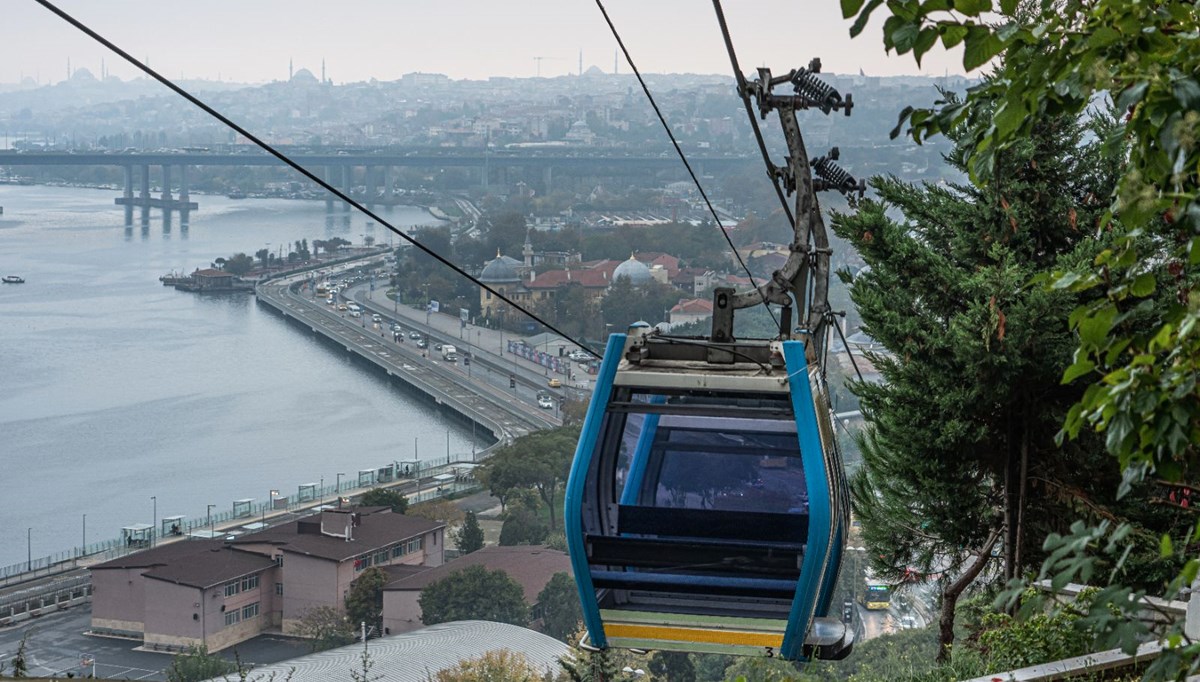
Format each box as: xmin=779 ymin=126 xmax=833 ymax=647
xmin=322 ymin=59 xmax=326 ymax=84
xmin=523 ymin=229 xmax=534 ymax=268
xmin=579 ymin=49 xmax=583 ymax=76
xmin=289 ymin=58 xmax=293 ymax=81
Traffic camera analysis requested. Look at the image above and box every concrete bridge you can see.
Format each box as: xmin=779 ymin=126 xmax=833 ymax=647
xmin=0 ymin=148 xmax=754 ymax=217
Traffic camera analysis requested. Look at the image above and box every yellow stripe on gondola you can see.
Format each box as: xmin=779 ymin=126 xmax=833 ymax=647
xmin=604 ymin=623 xmax=784 ymax=648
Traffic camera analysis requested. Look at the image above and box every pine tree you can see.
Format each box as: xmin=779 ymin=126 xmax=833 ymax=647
xmin=832 ymin=109 xmax=1127 ymax=658
xmin=455 ymin=511 xmax=485 ymax=554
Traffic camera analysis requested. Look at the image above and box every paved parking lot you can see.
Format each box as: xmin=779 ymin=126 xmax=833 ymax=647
xmin=0 ymin=607 xmax=308 ymax=680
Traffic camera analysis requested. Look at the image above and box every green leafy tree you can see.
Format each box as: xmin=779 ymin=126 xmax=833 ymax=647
xmin=295 ymin=605 xmax=356 ymax=652
xmin=843 ymin=0 xmax=1200 ymax=493
xmin=499 ymin=508 xmax=550 ymax=547
xmin=165 ymin=645 xmax=236 ymax=682
xmin=536 ymin=572 xmax=581 ymax=643
xmin=455 ymin=510 xmax=486 ymax=554
xmin=834 ymin=109 xmax=1129 ymax=657
xmin=419 ymin=565 xmax=529 ymax=627
xmin=482 ymin=427 xmax=579 ymax=531
xmin=255 ymin=248 xmax=270 ymax=269
xmin=647 ymin=651 xmax=695 ymax=682
xmin=358 ymin=487 xmax=409 ymax=514
xmin=224 ymin=252 xmax=254 ymax=276
xmin=345 ymin=566 xmax=388 ymax=635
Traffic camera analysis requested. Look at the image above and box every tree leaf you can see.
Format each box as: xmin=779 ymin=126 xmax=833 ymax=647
xmin=841 ymin=0 xmax=867 ymax=18
xmin=952 ymin=0 xmax=992 ymax=15
xmin=963 ymin=25 xmax=1004 ymax=72
xmin=849 ymin=0 xmax=885 ymax=37
xmin=1062 ymin=359 xmax=1096 ymax=384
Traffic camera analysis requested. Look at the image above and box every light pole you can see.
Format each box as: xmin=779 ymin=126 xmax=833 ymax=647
xmin=336 ymin=472 xmax=345 ymax=505
xmin=206 ymin=504 xmax=215 ymax=536
xmin=151 ymin=495 xmax=157 ymax=547
xmin=27 ymin=527 xmax=32 ymax=571
xmin=320 ymin=476 xmax=325 ymax=504
xmin=82 ymin=514 xmax=87 ymax=557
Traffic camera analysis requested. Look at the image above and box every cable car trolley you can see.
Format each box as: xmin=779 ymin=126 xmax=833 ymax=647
xmin=565 ymin=51 xmax=864 ymax=662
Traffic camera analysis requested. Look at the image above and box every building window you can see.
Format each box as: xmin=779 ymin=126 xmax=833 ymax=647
xmin=274 ymin=555 xmax=283 ymax=566
xmin=224 ymin=581 xmax=240 ymax=598
xmin=242 ymin=602 xmax=260 ymax=620
xmin=275 ymin=582 xmax=283 ymax=596
xmin=433 ymin=532 xmax=437 ymax=546
xmin=224 ymin=610 xmax=240 ymax=627
xmin=391 ymin=546 xmax=402 ymax=558
xmin=375 ymin=551 xmax=388 ymax=565
xmin=241 ymin=574 xmax=259 ymax=591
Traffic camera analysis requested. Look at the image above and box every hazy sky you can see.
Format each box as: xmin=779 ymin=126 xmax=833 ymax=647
xmin=3 ymin=1 xmax=971 ymax=85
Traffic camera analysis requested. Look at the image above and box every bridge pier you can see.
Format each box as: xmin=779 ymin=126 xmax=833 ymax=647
xmin=341 ymin=165 xmax=351 ymax=212
xmin=115 ymin=163 xmax=198 ymax=214
xmin=542 ymin=165 xmax=553 ymax=194
xmin=324 ymin=166 xmax=335 ymax=211
xmin=366 ymin=165 xmax=377 ymax=208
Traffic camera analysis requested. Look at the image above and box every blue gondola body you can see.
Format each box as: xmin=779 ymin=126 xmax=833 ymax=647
xmin=565 ymin=331 xmax=851 ymax=661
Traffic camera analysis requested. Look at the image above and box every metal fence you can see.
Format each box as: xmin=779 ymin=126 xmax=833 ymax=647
xmin=0 ymin=452 xmax=495 ymax=589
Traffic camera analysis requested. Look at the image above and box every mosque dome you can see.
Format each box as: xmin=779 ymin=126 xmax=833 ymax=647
xmin=480 ymin=253 xmax=523 ymax=283
xmin=612 ymin=255 xmax=653 ymax=286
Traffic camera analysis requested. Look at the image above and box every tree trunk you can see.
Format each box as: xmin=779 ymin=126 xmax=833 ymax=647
xmin=936 ymin=527 xmax=1002 ymax=663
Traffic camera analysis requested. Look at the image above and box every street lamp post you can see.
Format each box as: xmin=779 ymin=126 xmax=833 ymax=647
xmin=27 ymin=527 xmax=32 ymax=571
xmin=151 ymin=495 xmax=157 ymax=547
xmin=82 ymin=514 xmax=86 ymax=558
xmin=320 ymin=476 xmax=325 ymax=504
xmin=336 ymin=472 xmax=345 ymax=505
xmin=265 ymin=489 xmax=279 ymax=523
xmin=206 ymin=504 xmax=215 ymax=536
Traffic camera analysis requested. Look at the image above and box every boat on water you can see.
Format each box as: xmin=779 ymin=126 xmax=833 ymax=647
xmin=2 ymin=275 xmax=25 ymax=284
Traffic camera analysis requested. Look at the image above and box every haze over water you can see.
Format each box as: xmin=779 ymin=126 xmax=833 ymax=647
xmin=0 ymin=186 xmax=483 ymax=568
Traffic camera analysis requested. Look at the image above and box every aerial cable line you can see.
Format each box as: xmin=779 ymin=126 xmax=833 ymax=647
xmin=593 ymin=0 xmax=780 ymax=330
xmin=711 ymin=0 xmax=798 ymax=232
xmin=33 ymin=0 xmax=600 ymax=359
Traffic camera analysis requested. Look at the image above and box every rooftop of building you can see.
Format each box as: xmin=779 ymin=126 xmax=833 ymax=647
xmin=203 ymin=620 xmax=569 ymax=682
xmin=229 ymin=508 xmax=444 ymax=563
xmin=384 ymin=545 xmax=570 ymax=602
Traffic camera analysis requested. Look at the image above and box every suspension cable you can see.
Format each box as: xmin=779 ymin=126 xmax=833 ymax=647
xmin=34 ymin=0 xmax=602 ymax=359
xmin=711 ymin=0 xmax=797 ymax=231
xmin=593 ymin=0 xmax=779 ymax=330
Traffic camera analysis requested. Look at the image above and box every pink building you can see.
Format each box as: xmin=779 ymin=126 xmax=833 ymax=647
xmin=90 ymin=507 xmax=445 ymax=652
xmin=381 ymin=545 xmax=570 ymax=636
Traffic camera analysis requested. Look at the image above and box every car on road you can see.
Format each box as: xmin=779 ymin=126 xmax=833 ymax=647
xmin=409 ymin=331 xmax=421 ymax=339
xmin=338 ymin=304 xmax=348 ymax=311
xmin=371 ymin=314 xmax=382 ymax=323
xmin=568 ymin=350 xmax=591 ymax=362
xmin=547 ymin=378 xmax=562 ymax=388
xmin=417 ymin=339 xmax=428 ymax=349
xmin=392 ymin=324 xmax=404 ymax=332
xmin=434 ymin=343 xmax=442 ymax=351
xmin=537 ymin=394 xmax=554 ymax=409
xmin=349 ymin=310 xmax=361 ymax=318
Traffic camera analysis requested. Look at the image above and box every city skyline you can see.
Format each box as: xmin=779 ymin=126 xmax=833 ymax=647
xmin=2 ymin=1 xmax=974 ymax=86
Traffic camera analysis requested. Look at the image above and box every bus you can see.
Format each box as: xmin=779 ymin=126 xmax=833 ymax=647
xmin=315 ymin=282 xmax=331 ymax=297
xmin=862 ymin=572 xmax=892 ymax=610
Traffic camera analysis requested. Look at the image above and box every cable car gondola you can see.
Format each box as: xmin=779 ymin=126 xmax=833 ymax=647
xmin=564 ymin=48 xmax=863 ymax=661
xmin=565 ymin=319 xmax=850 ymax=660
